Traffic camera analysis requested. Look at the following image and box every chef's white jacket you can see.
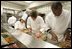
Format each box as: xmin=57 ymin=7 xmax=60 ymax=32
xmin=45 ymin=9 xmax=71 ymax=41
xmin=8 ymin=16 xmax=17 ymax=26
xmin=27 ymin=16 xmax=46 ymax=33
xmin=15 ymin=21 xmax=26 ymax=30
xmin=22 ymin=11 xmax=28 ymax=20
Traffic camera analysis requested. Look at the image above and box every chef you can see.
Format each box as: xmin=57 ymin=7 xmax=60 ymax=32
xmin=21 ymin=9 xmax=32 ymax=28
xmin=21 ymin=9 xmax=31 ymax=18
xmin=8 ymin=16 xmax=17 ymax=28
xmin=27 ymin=10 xmax=46 ymax=38
xmin=14 ymin=15 xmax=28 ymax=31
xmin=45 ymin=2 xmax=71 ymax=42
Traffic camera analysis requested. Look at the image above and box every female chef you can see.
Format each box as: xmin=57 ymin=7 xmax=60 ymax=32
xmin=14 ymin=15 xmax=27 ymax=31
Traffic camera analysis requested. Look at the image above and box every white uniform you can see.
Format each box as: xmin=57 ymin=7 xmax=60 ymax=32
xmin=27 ymin=16 xmax=45 ymax=33
xmin=15 ymin=13 xmax=28 ymax=30
xmin=45 ymin=9 xmax=71 ymax=41
xmin=22 ymin=11 xmax=28 ymax=20
xmin=15 ymin=21 xmax=26 ymax=30
xmin=8 ymin=16 xmax=16 ymax=26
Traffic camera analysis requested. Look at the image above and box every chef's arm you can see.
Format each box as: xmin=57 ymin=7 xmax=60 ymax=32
xmin=67 ymin=20 xmax=71 ymax=32
xmin=14 ymin=22 xmax=19 ymax=30
xmin=40 ymin=24 xmax=51 ymax=33
xmin=39 ymin=17 xmax=47 ymax=33
xmin=40 ymin=27 xmax=45 ymax=33
xmin=8 ymin=18 xmax=10 ymax=24
xmin=64 ymin=23 xmax=71 ymax=37
xmin=66 ymin=11 xmax=71 ymax=32
xmin=27 ymin=25 xmax=32 ymax=32
xmin=63 ymin=12 xmax=71 ymax=41
xmin=45 ymin=18 xmax=51 ymax=32
xmin=64 ymin=22 xmax=71 ymax=37
xmin=27 ymin=18 xmax=32 ymax=32
xmin=45 ymin=17 xmax=58 ymax=41
xmin=14 ymin=23 xmax=22 ymax=30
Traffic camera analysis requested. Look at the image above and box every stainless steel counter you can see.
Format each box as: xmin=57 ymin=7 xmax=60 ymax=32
xmin=2 ymin=23 xmax=60 ymax=48
xmin=1 ymin=36 xmax=8 ymax=45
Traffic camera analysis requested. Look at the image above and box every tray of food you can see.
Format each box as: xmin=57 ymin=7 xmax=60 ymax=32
xmin=20 ymin=29 xmax=32 ymax=35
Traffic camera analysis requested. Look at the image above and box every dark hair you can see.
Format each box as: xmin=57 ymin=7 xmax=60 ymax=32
xmin=30 ymin=10 xmax=37 ymax=19
xmin=51 ymin=2 xmax=62 ymax=9
xmin=22 ymin=9 xmax=26 ymax=11
xmin=19 ymin=19 xmax=22 ymax=21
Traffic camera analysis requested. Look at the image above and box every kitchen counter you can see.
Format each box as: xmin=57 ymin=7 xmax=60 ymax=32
xmin=1 ymin=36 xmax=8 ymax=45
xmin=2 ymin=23 xmax=60 ymax=48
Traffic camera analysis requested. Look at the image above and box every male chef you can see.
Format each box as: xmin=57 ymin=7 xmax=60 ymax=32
xmin=45 ymin=2 xmax=71 ymax=42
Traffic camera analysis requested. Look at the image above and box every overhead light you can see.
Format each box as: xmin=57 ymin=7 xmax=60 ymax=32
xmin=25 ymin=1 xmax=33 ymax=3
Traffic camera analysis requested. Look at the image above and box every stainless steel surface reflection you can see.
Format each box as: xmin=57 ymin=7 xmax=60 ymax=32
xmin=2 ymin=23 xmax=60 ymax=48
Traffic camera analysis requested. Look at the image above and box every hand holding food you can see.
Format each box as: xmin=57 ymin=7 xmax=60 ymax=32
xmin=35 ymin=31 xmax=42 ymax=38
xmin=28 ymin=28 xmax=32 ymax=32
xmin=50 ymin=31 xmax=58 ymax=42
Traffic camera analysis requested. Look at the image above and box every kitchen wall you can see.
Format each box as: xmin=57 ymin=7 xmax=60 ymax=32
xmin=63 ymin=1 xmax=71 ymax=12
xmin=1 ymin=1 xmax=71 ymax=14
xmin=36 ymin=1 xmax=71 ymax=15
xmin=28 ymin=1 xmax=51 ymax=8
xmin=1 ymin=1 xmax=26 ymax=11
xmin=1 ymin=1 xmax=71 ymax=23
xmin=36 ymin=5 xmax=51 ymax=14
xmin=1 ymin=1 xmax=26 ymax=23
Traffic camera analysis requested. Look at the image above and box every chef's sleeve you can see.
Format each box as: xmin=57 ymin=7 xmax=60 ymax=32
xmin=45 ymin=15 xmax=51 ymax=31
xmin=14 ymin=22 xmax=19 ymax=29
xmin=39 ymin=17 xmax=46 ymax=33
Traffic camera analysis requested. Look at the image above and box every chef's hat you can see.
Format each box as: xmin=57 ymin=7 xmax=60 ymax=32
xmin=21 ymin=13 xmax=28 ymax=21
xmin=12 ymin=16 xmax=15 ymax=17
